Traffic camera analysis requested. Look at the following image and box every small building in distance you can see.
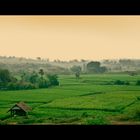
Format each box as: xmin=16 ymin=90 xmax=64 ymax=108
xmin=7 ymin=101 xmax=32 ymax=116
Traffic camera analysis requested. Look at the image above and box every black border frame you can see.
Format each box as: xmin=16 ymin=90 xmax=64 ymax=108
xmin=0 ymin=1 xmax=140 ymax=138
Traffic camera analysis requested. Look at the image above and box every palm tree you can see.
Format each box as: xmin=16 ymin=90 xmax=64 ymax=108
xmin=39 ymin=68 xmax=44 ymax=78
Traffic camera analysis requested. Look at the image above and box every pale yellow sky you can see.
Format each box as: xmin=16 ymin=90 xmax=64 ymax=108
xmin=0 ymin=16 xmax=140 ymax=60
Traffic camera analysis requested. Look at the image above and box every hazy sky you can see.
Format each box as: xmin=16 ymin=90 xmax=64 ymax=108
xmin=0 ymin=16 xmax=140 ymax=60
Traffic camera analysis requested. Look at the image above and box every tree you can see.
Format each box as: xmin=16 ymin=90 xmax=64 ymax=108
xmin=0 ymin=69 xmax=12 ymax=83
xmin=21 ymin=72 xmax=26 ymax=82
xmin=86 ymin=61 xmax=107 ymax=73
xmin=86 ymin=61 xmax=101 ymax=73
xmin=29 ymin=72 xmax=39 ymax=84
xmin=99 ymin=66 xmax=107 ymax=73
xmin=47 ymin=74 xmax=59 ymax=86
xmin=36 ymin=57 xmax=41 ymax=60
xmin=0 ymin=69 xmax=17 ymax=90
xmin=38 ymin=78 xmax=49 ymax=88
xmin=81 ymin=59 xmax=87 ymax=63
xmin=71 ymin=65 xmax=82 ymax=78
xmin=127 ymin=71 xmax=138 ymax=76
xmin=119 ymin=59 xmax=132 ymax=65
xmin=39 ymin=68 xmax=44 ymax=78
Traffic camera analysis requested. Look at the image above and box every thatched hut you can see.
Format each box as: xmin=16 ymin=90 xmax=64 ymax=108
xmin=7 ymin=101 xmax=32 ymax=116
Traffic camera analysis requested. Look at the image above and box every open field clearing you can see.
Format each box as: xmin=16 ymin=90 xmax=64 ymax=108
xmin=0 ymin=74 xmax=140 ymax=125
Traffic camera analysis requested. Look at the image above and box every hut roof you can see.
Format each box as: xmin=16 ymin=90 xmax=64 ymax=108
xmin=8 ymin=101 xmax=32 ymax=113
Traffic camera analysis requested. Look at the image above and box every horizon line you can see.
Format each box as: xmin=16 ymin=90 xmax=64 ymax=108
xmin=1 ymin=55 xmax=140 ymax=61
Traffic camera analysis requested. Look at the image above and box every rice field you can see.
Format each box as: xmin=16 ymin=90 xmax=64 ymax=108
xmin=0 ymin=74 xmax=140 ymax=125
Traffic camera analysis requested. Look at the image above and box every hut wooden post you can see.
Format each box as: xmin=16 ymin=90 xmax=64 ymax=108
xmin=7 ymin=102 xmax=32 ymax=117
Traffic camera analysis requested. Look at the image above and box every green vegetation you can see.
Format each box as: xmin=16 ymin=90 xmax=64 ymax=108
xmin=86 ymin=61 xmax=107 ymax=73
xmin=113 ymin=80 xmax=130 ymax=85
xmin=0 ymin=73 xmax=140 ymax=125
xmin=0 ymin=56 xmax=140 ymax=124
xmin=136 ymin=80 xmax=140 ymax=86
xmin=70 ymin=65 xmax=82 ymax=78
xmin=0 ymin=69 xmax=59 ymax=90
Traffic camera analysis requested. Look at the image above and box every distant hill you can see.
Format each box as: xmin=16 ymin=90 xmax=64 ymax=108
xmin=0 ymin=56 xmax=140 ymax=74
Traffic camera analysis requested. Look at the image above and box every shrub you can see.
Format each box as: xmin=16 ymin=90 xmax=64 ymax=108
xmin=125 ymin=81 xmax=130 ymax=85
xmin=136 ymin=80 xmax=140 ymax=85
xmin=29 ymin=73 xmax=39 ymax=84
xmin=7 ymin=82 xmax=17 ymax=90
xmin=7 ymin=82 xmax=37 ymax=90
xmin=128 ymin=71 xmax=138 ymax=76
xmin=113 ymin=80 xmax=130 ymax=85
xmin=47 ymin=74 xmax=59 ymax=86
xmin=81 ymin=112 xmax=89 ymax=117
xmin=38 ymin=78 xmax=50 ymax=88
xmin=114 ymin=80 xmax=125 ymax=85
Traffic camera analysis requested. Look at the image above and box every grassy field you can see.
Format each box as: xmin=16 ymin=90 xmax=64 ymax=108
xmin=0 ymin=73 xmax=140 ymax=125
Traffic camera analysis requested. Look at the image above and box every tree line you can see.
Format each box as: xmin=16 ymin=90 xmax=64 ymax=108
xmin=0 ymin=61 xmax=108 ymax=90
xmin=71 ymin=61 xmax=107 ymax=78
xmin=0 ymin=69 xmax=59 ymax=90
